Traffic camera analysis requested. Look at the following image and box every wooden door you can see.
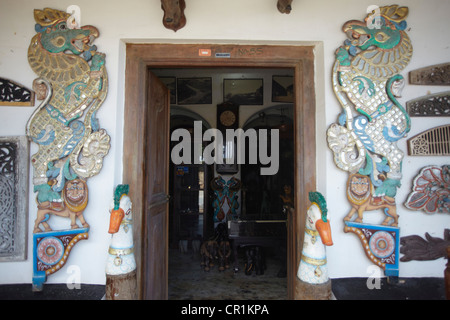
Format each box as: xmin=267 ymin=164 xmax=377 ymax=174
xmin=124 ymin=43 xmax=316 ymax=299
xmin=143 ymin=71 xmax=170 ymax=299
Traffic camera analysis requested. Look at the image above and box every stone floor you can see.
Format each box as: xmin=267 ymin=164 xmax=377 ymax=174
xmin=168 ymin=248 xmax=288 ymax=300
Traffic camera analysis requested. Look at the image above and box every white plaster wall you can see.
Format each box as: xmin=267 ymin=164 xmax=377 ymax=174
xmin=0 ymin=0 xmax=448 ymax=285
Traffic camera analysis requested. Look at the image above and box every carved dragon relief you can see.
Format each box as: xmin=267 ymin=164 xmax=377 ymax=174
xmin=27 ymin=7 xmax=111 ymax=291
xmin=26 ymin=8 xmax=110 ymax=198
xmin=327 ymin=5 xmax=412 ymax=219
xmin=327 ymin=5 xmax=413 ymax=277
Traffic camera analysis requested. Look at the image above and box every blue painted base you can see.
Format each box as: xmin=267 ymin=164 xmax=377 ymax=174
xmin=344 ymin=221 xmax=399 ymax=277
xmin=32 ymin=227 xmax=89 ymax=292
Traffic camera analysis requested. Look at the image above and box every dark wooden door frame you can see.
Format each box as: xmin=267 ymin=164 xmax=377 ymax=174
xmin=123 ymin=42 xmax=317 ymax=299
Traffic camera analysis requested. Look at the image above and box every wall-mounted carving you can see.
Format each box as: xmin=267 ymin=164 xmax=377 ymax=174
xmin=0 ymin=136 xmax=29 ymax=261
xmin=400 ymin=229 xmax=450 ymax=262
xmin=407 ymin=125 xmax=450 ymax=156
xmin=406 ymin=91 xmax=450 ymax=117
xmin=211 ymin=176 xmax=241 ymax=222
xmin=161 ymin=0 xmax=186 ymax=32
xmin=344 ymin=173 xmax=399 ymax=226
xmin=327 ymin=5 xmax=412 ymax=278
xmin=404 ymin=165 xmax=449 ymax=214
xmin=409 ymin=62 xmax=450 ymax=85
xmin=344 ymin=222 xmax=399 ymax=276
xmin=277 ymin=0 xmax=293 ymax=14
xmin=26 ymin=7 xmax=110 ymax=291
xmin=0 ymin=78 xmax=34 ymax=106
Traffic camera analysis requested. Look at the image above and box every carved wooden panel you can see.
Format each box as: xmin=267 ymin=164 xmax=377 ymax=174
xmin=404 ymin=165 xmax=449 ymax=214
xmin=406 ymin=91 xmax=450 ymax=117
xmin=400 ymin=229 xmax=450 ymax=262
xmin=0 ymin=78 xmax=34 ymax=106
xmin=409 ymin=62 xmax=450 ymax=85
xmin=407 ymin=125 xmax=450 ymax=156
xmin=0 ymin=136 xmax=29 ymax=261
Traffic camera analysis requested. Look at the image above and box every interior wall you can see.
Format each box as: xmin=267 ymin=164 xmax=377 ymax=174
xmin=154 ymin=67 xmax=294 ymax=214
xmin=0 ymin=0 xmax=449 ymax=285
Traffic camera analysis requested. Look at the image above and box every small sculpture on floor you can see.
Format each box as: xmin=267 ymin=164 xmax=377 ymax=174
xmin=244 ymin=246 xmax=266 ymax=276
xmin=200 ymin=240 xmax=218 ymax=272
xmin=218 ymin=240 xmax=231 ymax=272
xmin=297 ymin=192 xmax=333 ymax=299
xmin=105 ymin=184 xmax=137 ymax=300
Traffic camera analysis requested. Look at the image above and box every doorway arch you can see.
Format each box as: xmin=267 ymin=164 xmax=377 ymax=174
xmin=122 ymin=42 xmax=317 ymax=299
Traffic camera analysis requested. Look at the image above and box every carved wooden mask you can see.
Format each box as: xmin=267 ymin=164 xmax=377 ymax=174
xmin=161 ymin=0 xmax=186 ymax=32
xmin=277 ymin=0 xmax=293 ymax=14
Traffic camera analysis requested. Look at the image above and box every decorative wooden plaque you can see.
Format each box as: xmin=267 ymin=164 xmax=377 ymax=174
xmin=404 ymin=165 xmax=449 ymax=214
xmin=0 ymin=136 xmax=29 ymax=261
xmin=345 ymin=221 xmax=400 ymax=277
xmin=409 ymin=62 xmax=450 ymax=85
xmin=406 ymin=91 xmax=450 ymax=117
xmin=400 ymin=229 xmax=450 ymax=262
xmin=0 ymin=78 xmax=34 ymax=106
xmin=407 ymin=125 xmax=450 ymax=156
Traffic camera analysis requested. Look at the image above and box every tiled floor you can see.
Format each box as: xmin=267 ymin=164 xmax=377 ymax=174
xmin=168 ymin=248 xmax=287 ymax=300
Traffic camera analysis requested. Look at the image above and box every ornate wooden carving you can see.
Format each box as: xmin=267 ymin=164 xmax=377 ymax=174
xmin=406 ymin=91 xmax=450 ymax=117
xmin=327 ymin=5 xmax=412 ymax=278
xmin=344 ymin=221 xmax=400 ymax=277
xmin=407 ymin=125 xmax=450 ymax=156
xmin=400 ymin=229 xmax=450 ymax=261
xmin=404 ymin=165 xmax=449 ymax=214
xmin=27 ymin=7 xmax=110 ymax=291
xmin=277 ymin=0 xmax=293 ymax=14
xmin=409 ymin=62 xmax=450 ymax=85
xmin=0 ymin=136 xmax=29 ymax=261
xmin=161 ymin=0 xmax=186 ymax=32
xmin=0 ymin=78 xmax=34 ymax=106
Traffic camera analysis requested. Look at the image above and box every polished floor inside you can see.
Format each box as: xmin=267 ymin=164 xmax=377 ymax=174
xmin=168 ymin=248 xmax=287 ymax=300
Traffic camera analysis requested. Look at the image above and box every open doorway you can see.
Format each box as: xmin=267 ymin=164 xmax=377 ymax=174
xmin=123 ymin=43 xmax=317 ymax=299
xmin=150 ymin=67 xmax=294 ymax=299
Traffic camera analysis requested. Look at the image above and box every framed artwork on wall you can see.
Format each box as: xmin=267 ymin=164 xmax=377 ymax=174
xmin=272 ymin=76 xmax=294 ymax=103
xmin=177 ymin=77 xmax=212 ymax=105
xmin=223 ymin=79 xmax=263 ymax=105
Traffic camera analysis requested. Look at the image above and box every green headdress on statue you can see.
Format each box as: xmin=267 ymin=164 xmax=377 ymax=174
xmin=113 ymin=184 xmax=129 ymax=210
xmin=308 ymin=191 xmax=328 ymax=222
